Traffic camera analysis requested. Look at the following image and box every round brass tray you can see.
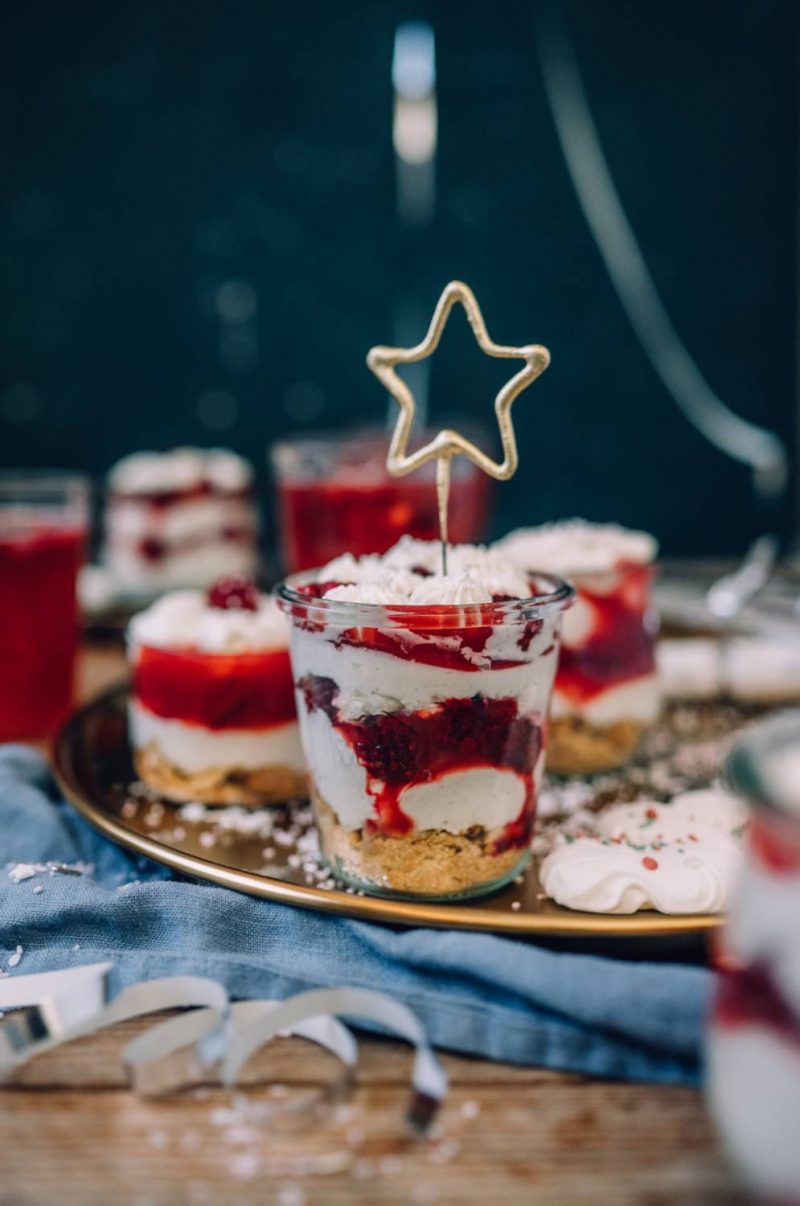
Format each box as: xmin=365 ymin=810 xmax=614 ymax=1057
xmin=53 ymin=684 xmax=745 ymax=938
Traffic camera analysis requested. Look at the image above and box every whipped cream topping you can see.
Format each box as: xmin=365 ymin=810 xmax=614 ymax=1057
xmin=496 ymin=520 xmax=657 ymax=577
xmin=539 ymin=789 xmax=749 ymax=915
xmin=318 ymin=537 xmax=532 ymax=605
xmin=109 ymin=447 xmax=252 ymax=494
xmin=129 ymin=589 xmax=288 ymax=653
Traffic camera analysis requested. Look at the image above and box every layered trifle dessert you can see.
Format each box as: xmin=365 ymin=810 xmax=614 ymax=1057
xmin=277 ymin=537 xmax=573 ymax=898
xmin=496 ymin=521 xmax=659 ymax=773
xmin=128 ymin=575 xmax=305 ymax=805
xmin=105 ymin=447 xmax=258 ymax=597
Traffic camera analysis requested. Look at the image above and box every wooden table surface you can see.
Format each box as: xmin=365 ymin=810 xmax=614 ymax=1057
xmin=1 ymin=644 xmax=745 ymax=1205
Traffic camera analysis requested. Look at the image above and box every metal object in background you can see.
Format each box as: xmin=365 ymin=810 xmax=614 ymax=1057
xmin=392 ymin=20 xmax=437 ymax=426
xmin=534 ymin=6 xmax=788 ymax=502
xmin=705 ymin=535 xmax=780 ymax=622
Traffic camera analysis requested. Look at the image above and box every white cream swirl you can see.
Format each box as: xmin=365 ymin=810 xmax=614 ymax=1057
xmin=129 ymin=589 xmax=288 ymax=653
xmin=317 ymin=538 xmax=531 ymax=605
xmin=496 ymin=519 xmax=657 ymax=576
xmin=109 ymin=447 xmax=252 ymax=494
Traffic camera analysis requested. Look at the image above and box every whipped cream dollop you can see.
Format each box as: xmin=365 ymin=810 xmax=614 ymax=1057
xmin=496 ymin=520 xmax=657 ymax=577
xmin=539 ymin=789 xmax=749 ymax=915
xmin=109 ymin=447 xmax=252 ymax=494
xmin=318 ymin=537 xmax=531 ymax=605
xmin=129 ymin=589 xmax=288 ymax=653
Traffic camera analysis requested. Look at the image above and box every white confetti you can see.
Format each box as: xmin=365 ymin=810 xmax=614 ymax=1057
xmin=7 ymin=945 xmax=23 ymax=969
xmin=8 ymin=864 xmax=39 ymax=883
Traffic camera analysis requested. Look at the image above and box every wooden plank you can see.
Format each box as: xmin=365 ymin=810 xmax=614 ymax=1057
xmin=0 ymin=1077 xmax=742 ymax=1205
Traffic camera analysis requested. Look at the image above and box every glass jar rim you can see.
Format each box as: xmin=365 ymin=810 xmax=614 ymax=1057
xmin=276 ymin=569 xmax=575 ymax=628
xmin=725 ymin=709 xmax=800 ymax=821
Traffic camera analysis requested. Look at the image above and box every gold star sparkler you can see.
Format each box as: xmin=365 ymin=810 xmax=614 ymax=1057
xmin=367 ymin=280 xmax=550 ymax=573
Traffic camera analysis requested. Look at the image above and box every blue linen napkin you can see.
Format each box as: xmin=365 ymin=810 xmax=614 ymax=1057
xmin=0 ymin=745 xmax=711 ymax=1084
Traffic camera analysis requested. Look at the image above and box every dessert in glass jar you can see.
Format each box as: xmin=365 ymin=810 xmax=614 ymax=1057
xmin=277 ymin=538 xmax=573 ymax=899
xmin=104 ymin=447 xmax=259 ymax=597
xmin=707 ymin=713 xmax=800 ymax=1201
xmin=128 ymin=576 xmax=306 ymax=805
xmin=271 ymin=427 xmax=492 ymax=573
xmin=496 ymin=521 xmax=659 ymax=773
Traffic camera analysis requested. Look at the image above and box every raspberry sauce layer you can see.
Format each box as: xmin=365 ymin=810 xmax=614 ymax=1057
xmin=300 ymin=673 xmax=539 ymax=848
xmin=716 ymin=964 xmax=800 ymax=1054
xmin=133 ymin=643 xmax=296 ymax=730
xmin=555 ymin=565 xmax=656 ymax=703
xmin=294 ymin=584 xmax=543 ymax=671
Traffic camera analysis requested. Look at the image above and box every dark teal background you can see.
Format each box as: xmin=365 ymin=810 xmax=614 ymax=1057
xmin=1 ymin=0 xmax=796 ymax=552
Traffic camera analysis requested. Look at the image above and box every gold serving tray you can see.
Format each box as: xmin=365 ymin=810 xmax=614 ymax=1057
xmin=53 ymin=685 xmax=749 ymax=940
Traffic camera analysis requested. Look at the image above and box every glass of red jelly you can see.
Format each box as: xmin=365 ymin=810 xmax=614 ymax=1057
xmin=0 ymin=472 xmax=89 ymax=740
xmin=271 ymin=426 xmax=492 ymax=574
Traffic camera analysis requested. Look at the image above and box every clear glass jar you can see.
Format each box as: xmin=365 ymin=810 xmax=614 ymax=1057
xmin=707 ymin=711 xmax=800 ymax=1200
xmin=546 ymin=562 xmax=660 ymax=774
xmin=277 ymin=572 xmax=574 ymax=899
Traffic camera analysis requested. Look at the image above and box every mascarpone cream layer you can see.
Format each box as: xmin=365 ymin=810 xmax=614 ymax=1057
xmin=107 ymin=496 xmax=256 ymax=544
xmin=129 ymin=701 xmax=304 ymax=773
xmin=109 ymin=543 xmax=256 ymax=595
xmin=550 ymin=674 xmax=661 ymax=725
xmin=302 ymin=704 xmax=540 ymax=834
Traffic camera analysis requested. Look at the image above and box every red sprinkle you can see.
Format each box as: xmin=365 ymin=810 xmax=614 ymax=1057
xmin=642 ymin=856 xmax=659 ymax=871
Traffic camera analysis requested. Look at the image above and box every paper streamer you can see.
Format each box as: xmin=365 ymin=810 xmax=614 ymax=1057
xmin=0 ymin=969 xmax=447 ymax=1130
xmin=0 ymin=964 xmax=227 ymax=1080
xmin=221 ymin=987 xmax=447 ymax=1132
xmin=124 ymin=999 xmax=358 ymax=1100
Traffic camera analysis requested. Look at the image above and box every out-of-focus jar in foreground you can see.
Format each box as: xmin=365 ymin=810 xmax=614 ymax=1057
xmin=707 ymin=711 xmax=800 ymax=1201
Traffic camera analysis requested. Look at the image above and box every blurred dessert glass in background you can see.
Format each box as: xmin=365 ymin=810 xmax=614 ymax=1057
xmin=104 ymin=448 xmax=258 ymax=598
xmin=0 ymin=472 xmax=88 ymax=740
xmin=497 ymin=520 xmax=660 ymax=773
xmin=271 ymin=427 xmax=492 ymax=573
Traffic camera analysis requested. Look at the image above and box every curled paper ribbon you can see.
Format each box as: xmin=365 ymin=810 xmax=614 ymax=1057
xmin=123 ymin=999 xmax=358 ymax=1101
xmin=0 ymin=964 xmax=228 ymax=1080
xmin=0 ymin=969 xmax=447 ymax=1131
xmin=222 ymin=987 xmax=447 ymax=1133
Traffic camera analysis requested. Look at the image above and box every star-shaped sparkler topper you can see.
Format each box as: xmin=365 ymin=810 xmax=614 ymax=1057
xmin=367 ymin=280 xmax=550 ymax=565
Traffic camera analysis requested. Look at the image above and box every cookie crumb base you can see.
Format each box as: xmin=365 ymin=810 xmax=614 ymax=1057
xmin=546 ymin=716 xmax=645 ymax=774
xmin=134 ymin=743 xmax=308 ymax=806
xmin=313 ymin=793 xmax=529 ymax=899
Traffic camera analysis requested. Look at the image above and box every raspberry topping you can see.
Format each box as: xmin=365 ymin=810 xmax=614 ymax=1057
xmin=206 ymin=574 xmax=260 ymax=612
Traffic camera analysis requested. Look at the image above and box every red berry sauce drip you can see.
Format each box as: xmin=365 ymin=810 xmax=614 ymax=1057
xmin=716 ymin=963 xmax=800 ymax=1053
xmin=554 ymin=564 xmax=656 ymax=703
xmin=207 ymin=575 xmax=260 ymax=612
xmin=300 ymin=674 xmax=539 ymax=847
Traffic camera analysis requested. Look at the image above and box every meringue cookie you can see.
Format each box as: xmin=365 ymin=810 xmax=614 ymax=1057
xmin=539 ymin=789 xmax=749 ymax=915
